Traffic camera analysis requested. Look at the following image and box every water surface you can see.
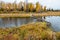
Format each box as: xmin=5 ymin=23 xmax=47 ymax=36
xmin=0 ymin=16 xmax=60 ymax=31
xmin=45 ymin=16 xmax=60 ymax=31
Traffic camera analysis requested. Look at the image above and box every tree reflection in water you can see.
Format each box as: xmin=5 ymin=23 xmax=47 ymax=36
xmin=0 ymin=18 xmax=35 ymax=27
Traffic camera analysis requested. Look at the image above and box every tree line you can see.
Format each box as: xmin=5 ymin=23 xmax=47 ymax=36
xmin=0 ymin=1 xmax=46 ymax=12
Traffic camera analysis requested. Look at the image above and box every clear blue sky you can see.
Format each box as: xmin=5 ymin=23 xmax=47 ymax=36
xmin=0 ymin=0 xmax=60 ymax=10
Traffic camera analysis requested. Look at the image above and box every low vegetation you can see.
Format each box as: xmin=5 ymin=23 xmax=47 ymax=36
xmin=0 ymin=22 xmax=59 ymax=40
xmin=56 ymin=32 xmax=60 ymax=40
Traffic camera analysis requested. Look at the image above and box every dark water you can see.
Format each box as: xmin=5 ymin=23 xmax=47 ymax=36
xmin=0 ymin=16 xmax=60 ymax=31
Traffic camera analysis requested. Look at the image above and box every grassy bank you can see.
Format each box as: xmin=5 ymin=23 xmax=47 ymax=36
xmin=0 ymin=11 xmax=60 ymax=18
xmin=0 ymin=22 xmax=59 ymax=40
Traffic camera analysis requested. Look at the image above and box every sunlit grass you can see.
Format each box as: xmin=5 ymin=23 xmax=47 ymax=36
xmin=0 ymin=22 xmax=57 ymax=40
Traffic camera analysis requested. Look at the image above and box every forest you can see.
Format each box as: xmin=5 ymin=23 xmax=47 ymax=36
xmin=0 ymin=1 xmax=46 ymax=13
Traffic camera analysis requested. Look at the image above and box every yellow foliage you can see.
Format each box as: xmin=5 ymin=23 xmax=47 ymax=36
xmin=43 ymin=6 xmax=46 ymax=11
xmin=23 ymin=3 xmax=27 ymax=11
xmin=0 ymin=1 xmax=6 ymax=10
xmin=28 ymin=3 xmax=34 ymax=12
xmin=36 ymin=2 xmax=42 ymax=12
xmin=6 ymin=3 xmax=12 ymax=10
